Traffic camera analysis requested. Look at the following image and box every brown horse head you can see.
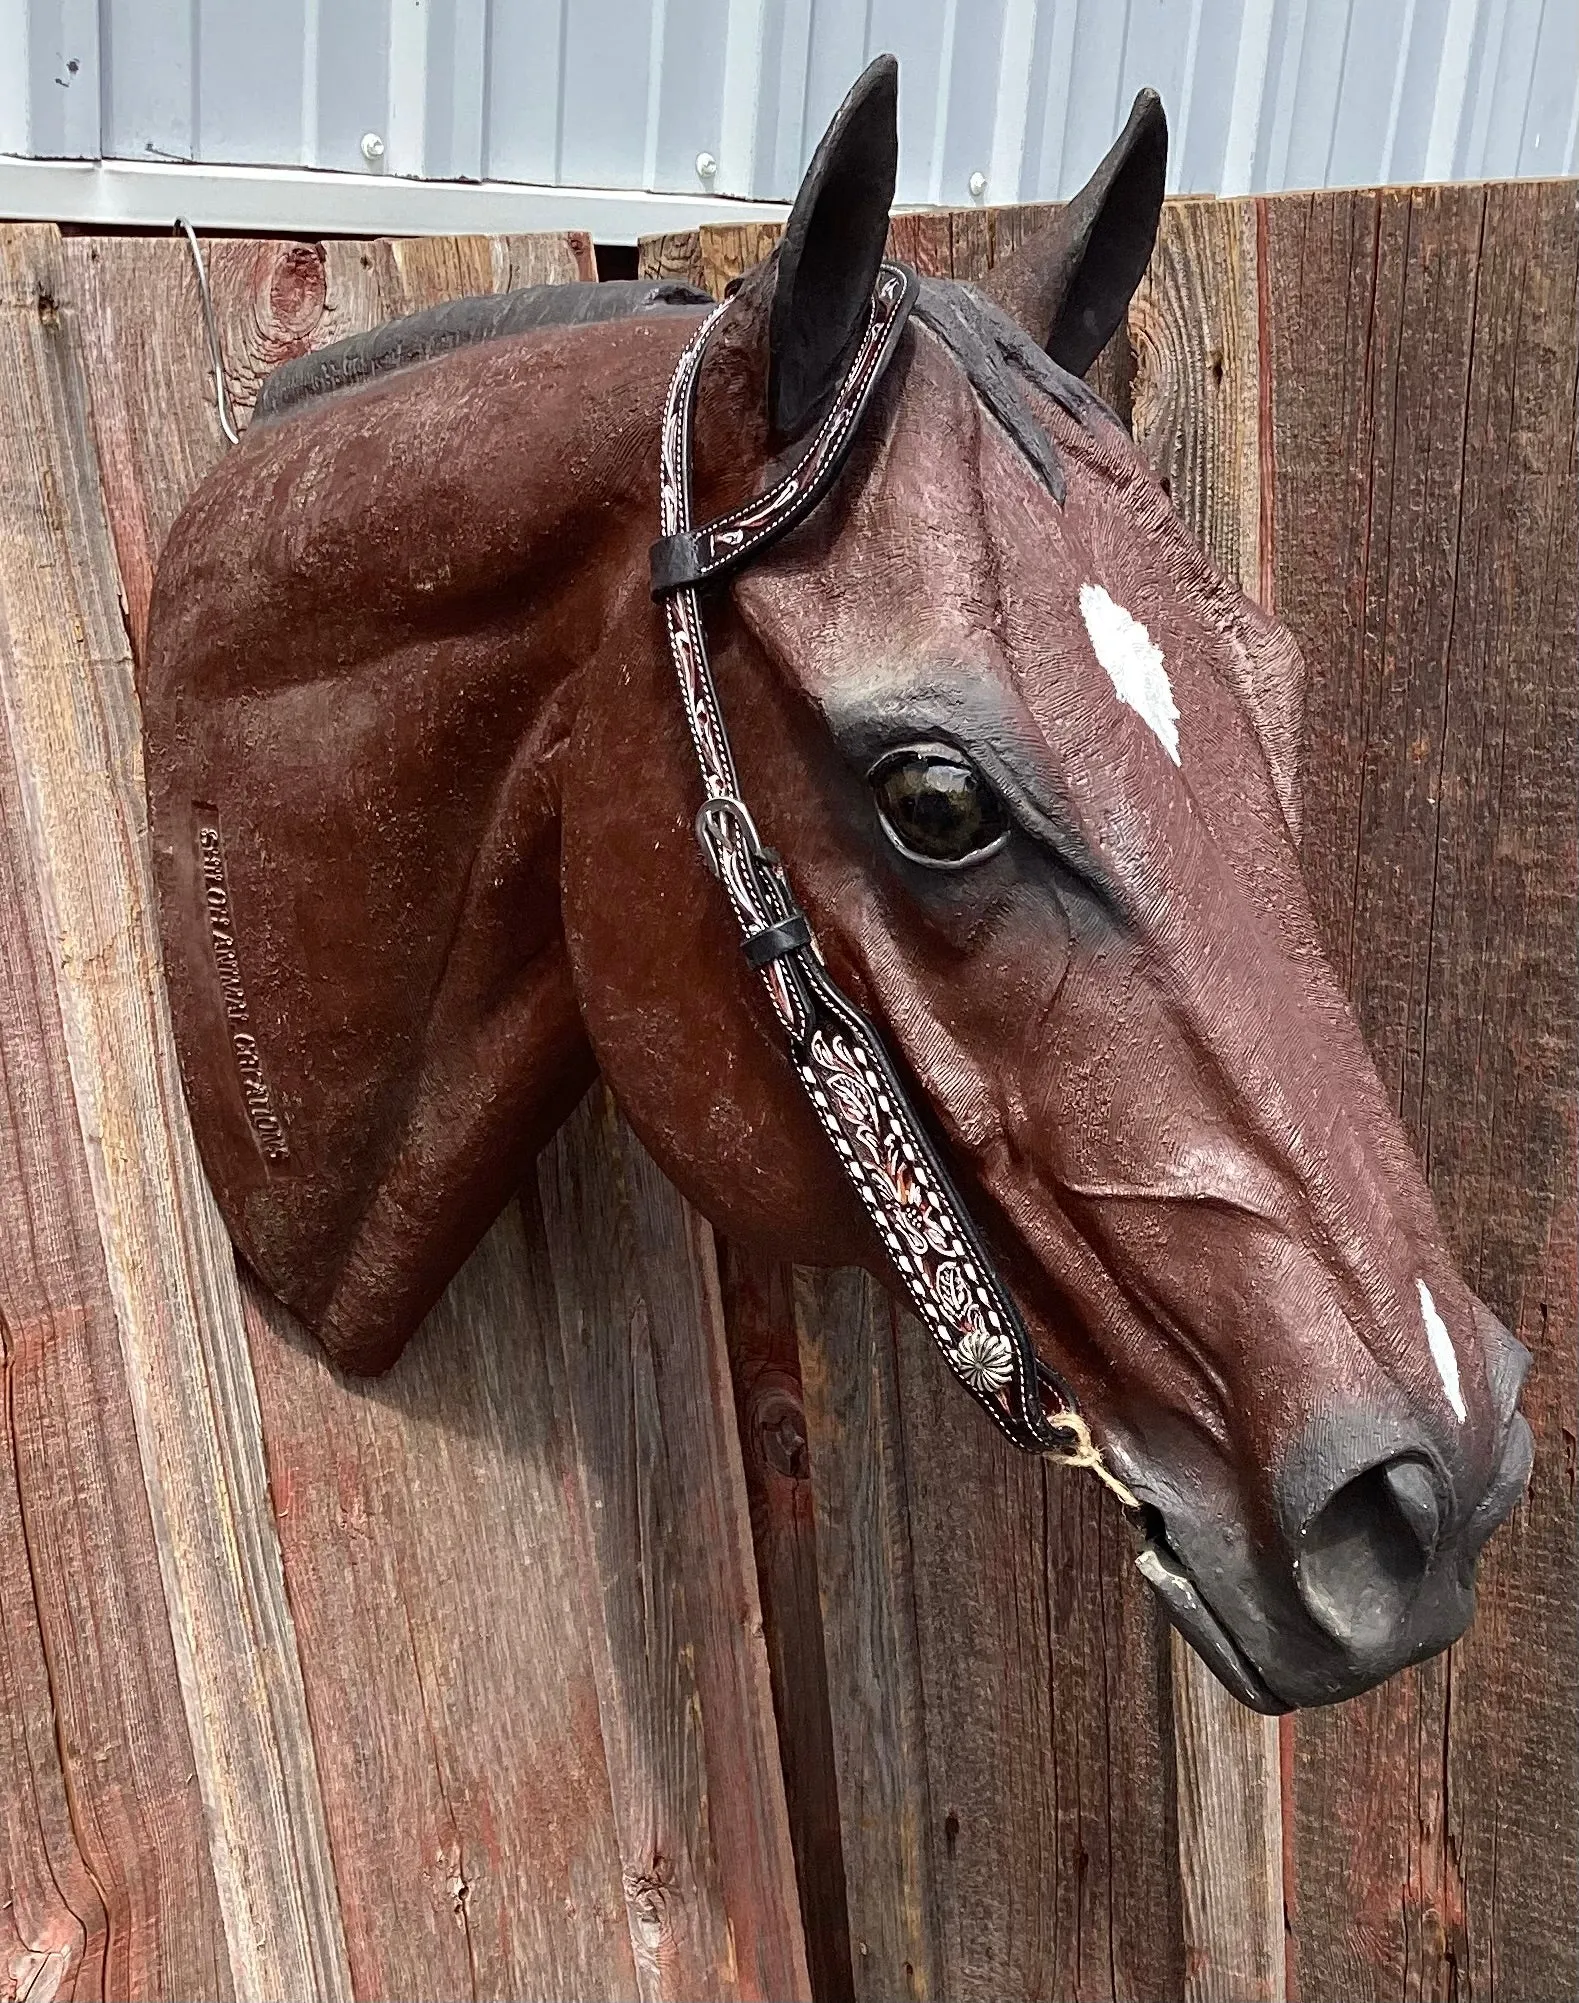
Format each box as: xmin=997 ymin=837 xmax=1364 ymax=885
xmin=144 ymin=58 xmax=1530 ymax=1712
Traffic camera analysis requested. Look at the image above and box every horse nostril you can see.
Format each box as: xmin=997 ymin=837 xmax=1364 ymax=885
xmin=1382 ymin=1459 xmax=1441 ymax=1557
xmin=1297 ymin=1457 xmax=1438 ymax=1652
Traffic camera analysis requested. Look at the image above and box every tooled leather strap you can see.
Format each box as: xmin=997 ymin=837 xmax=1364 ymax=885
xmin=650 ymin=265 xmax=1136 ymax=1498
xmin=650 ymin=263 xmax=917 ymax=595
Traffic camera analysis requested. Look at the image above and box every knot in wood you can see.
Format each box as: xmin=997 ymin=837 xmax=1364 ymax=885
xmin=622 ymin=1855 xmax=677 ymax=1959
xmin=749 ymin=1370 xmax=810 ymax=1481
xmin=265 ymin=243 xmax=328 ymax=351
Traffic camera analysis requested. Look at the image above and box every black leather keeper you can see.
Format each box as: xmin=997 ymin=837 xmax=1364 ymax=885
xmin=743 ymin=914 xmax=813 ymax=967
xmin=649 ymin=531 xmax=706 ymax=596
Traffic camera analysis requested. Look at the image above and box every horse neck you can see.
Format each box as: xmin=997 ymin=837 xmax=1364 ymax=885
xmin=434 ymin=313 xmax=694 ymax=740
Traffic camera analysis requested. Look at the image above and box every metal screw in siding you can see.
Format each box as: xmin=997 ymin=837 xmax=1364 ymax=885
xmin=968 ymin=170 xmax=988 ymax=200
xmin=361 ymin=132 xmax=386 ymax=165
xmin=695 ymin=151 xmax=718 ymax=181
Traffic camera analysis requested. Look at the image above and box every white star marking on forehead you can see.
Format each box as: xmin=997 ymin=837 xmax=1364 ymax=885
xmin=1080 ymin=582 xmax=1181 ymax=766
xmin=1417 ymin=1280 xmax=1466 ymax=1423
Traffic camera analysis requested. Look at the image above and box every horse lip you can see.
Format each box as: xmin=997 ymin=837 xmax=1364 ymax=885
xmin=1464 ymin=1409 xmax=1534 ymax=1550
xmin=1135 ymin=1534 xmax=1292 ymax=1715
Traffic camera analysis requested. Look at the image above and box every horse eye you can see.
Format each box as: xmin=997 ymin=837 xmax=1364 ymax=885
xmin=869 ymin=747 xmax=1011 ymax=868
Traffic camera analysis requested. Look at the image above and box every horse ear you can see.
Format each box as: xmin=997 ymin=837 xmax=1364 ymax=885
xmin=982 ymin=89 xmax=1167 ymax=376
xmin=769 ymin=55 xmax=898 ymax=439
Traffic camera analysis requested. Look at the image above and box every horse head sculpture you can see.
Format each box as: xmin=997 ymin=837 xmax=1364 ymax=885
xmin=143 ymin=58 xmax=1531 ymax=1712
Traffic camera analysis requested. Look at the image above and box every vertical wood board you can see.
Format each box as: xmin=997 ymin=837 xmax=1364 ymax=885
xmin=1268 ymin=179 xmax=1579 ymax=2003
xmin=0 ymin=220 xmax=344 ymax=2003
xmin=539 ymin=1093 xmax=812 ymax=2003
xmin=717 ymin=1243 xmax=855 ymax=2003
xmin=1130 ymin=196 xmax=1287 ymax=2003
xmin=0 ymin=635 xmax=209 ymax=2002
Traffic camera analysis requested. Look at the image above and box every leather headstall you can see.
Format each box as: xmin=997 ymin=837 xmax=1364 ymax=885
xmin=650 ymin=263 xmax=1136 ymax=1503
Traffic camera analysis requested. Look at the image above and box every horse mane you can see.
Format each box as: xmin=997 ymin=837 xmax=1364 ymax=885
xmin=911 ymin=279 xmax=1112 ymax=504
xmin=252 ymin=276 xmax=714 ymax=426
xmin=253 ymin=266 xmax=1108 ymax=524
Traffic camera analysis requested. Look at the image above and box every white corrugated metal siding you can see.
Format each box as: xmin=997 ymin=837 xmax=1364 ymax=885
xmin=3 ymin=0 xmax=1575 ymax=207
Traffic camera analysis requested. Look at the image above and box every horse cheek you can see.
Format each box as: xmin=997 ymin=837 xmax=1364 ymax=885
xmin=558 ymin=640 xmax=879 ymax=1273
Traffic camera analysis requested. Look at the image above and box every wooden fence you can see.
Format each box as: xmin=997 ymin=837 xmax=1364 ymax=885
xmin=0 ymin=182 xmax=1572 ymax=2002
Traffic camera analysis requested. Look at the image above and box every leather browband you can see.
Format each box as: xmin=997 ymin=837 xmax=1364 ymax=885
xmin=651 ymin=264 xmax=918 ymax=598
xmin=648 ymin=264 xmax=1137 ymax=1503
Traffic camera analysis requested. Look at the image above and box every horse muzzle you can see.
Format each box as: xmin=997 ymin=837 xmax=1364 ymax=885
xmin=1124 ymin=1305 xmax=1533 ymax=1712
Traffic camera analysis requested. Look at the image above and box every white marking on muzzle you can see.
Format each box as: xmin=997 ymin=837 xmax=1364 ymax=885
xmin=1080 ymin=582 xmax=1181 ymax=765
xmin=1418 ymin=1280 xmax=1466 ymax=1422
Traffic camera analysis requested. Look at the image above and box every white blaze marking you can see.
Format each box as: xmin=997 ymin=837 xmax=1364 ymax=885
xmin=1418 ymin=1280 xmax=1466 ymax=1422
xmin=1080 ymin=582 xmax=1181 ymax=765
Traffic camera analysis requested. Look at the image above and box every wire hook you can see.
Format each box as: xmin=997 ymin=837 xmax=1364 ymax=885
xmin=174 ymin=216 xmax=240 ymax=446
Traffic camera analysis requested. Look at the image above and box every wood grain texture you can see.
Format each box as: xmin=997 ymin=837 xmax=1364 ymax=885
xmin=717 ymin=1243 xmax=854 ymax=2003
xmin=696 ymin=224 xmax=783 ymax=301
xmin=798 ymin=1271 xmax=1181 ymax=2003
xmin=637 ymin=231 xmax=709 ymax=291
xmin=890 ymin=1286 xmax=1180 ymax=2003
xmin=793 ymin=1270 xmax=942 ymax=2003
xmin=1268 ymin=181 xmax=1578 ymax=2003
xmin=0 ymin=663 xmax=204 ymax=2003
xmin=0 ymin=221 xmax=347 ymax=2002
xmin=1130 ymin=200 xmax=1265 ymax=599
xmin=1131 ymin=196 xmax=1287 ymax=2003
xmin=241 ymin=1220 xmax=642 ymax=2003
xmin=1168 ymin=1633 xmax=1284 ymax=2003
xmin=537 ymin=1090 xmax=811 ymax=2003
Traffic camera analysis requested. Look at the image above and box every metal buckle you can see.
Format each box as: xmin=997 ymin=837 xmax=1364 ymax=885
xmin=694 ymin=794 xmax=769 ymax=877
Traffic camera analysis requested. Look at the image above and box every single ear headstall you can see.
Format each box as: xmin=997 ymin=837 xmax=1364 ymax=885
xmin=650 ymin=263 xmax=1136 ymax=1506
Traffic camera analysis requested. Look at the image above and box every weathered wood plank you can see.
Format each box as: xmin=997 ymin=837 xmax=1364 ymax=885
xmin=794 ymin=1271 xmax=942 ymax=2003
xmin=0 ymin=220 xmax=349 ymax=2003
xmin=0 ymin=697 xmax=174 ymax=2003
xmin=798 ymin=1269 xmax=1182 ymax=2003
xmin=241 ymin=1218 xmax=641 ymax=2003
xmin=1130 ymin=195 xmax=1288 ymax=2003
xmin=1428 ymin=176 xmax=1579 ymax=2003
xmin=538 ymin=1090 xmax=811 ymax=2003
xmin=892 ymin=1287 xmax=1181 ymax=2003
xmin=637 ymin=231 xmax=709 ymax=292
xmin=314 ymin=232 xmax=595 ymax=350
xmin=1167 ymin=1632 xmax=1285 ymax=2003
xmin=717 ymin=1243 xmax=854 ymax=2003
xmin=1131 ymin=200 xmax=1266 ymax=599
xmin=1268 ymin=180 xmax=1578 ymax=2002
xmin=693 ymin=223 xmax=782 ymax=301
